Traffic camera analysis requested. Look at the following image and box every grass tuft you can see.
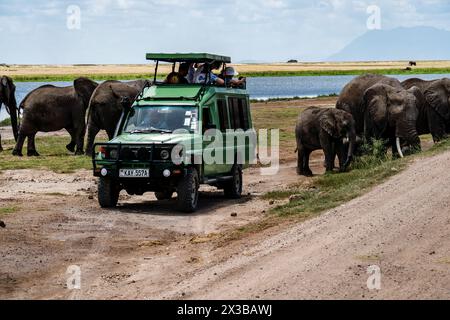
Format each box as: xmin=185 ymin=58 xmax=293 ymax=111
xmin=0 ymin=136 xmax=97 ymax=173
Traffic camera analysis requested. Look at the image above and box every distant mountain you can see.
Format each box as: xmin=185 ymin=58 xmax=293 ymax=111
xmin=328 ymin=26 xmax=450 ymax=62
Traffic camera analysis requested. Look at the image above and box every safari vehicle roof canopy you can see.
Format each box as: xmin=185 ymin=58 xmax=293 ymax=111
xmin=146 ymin=53 xmax=231 ymax=63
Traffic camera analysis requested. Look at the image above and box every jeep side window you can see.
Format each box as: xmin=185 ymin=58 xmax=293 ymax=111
xmin=228 ymin=97 xmax=240 ymax=130
xmin=228 ymin=97 xmax=250 ymax=130
xmin=217 ymin=99 xmax=230 ymax=131
xmin=202 ymin=107 xmax=214 ymax=132
xmin=238 ymin=98 xmax=250 ymax=130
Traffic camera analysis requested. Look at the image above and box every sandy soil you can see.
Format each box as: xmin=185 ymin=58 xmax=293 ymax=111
xmin=0 ymin=157 xmax=323 ymax=299
xmin=2 ymin=60 xmax=450 ymax=77
xmin=1 ymin=148 xmax=449 ymax=299
xmin=172 ymin=151 xmax=450 ymax=300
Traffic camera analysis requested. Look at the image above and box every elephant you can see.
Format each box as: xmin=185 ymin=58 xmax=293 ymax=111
xmin=295 ymin=107 xmax=356 ymax=176
xmin=0 ymin=76 xmax=19 ymax=151
xmin=336 ymin=74 xmax=401 ymax=137
xmin=12 ymin=78 xmax=98 ymax=157
xmin=363 ymin=83 xmax=423 ymax=157
xmin=402 ymin=78 xmax=450 ymax=142
xmin=85 ymin=80 xmax=149 ymax=156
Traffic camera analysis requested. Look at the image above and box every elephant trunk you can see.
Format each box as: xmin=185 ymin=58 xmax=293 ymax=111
xmin=8 ymin=96 xmax=19 ymax=142
xmin=396 ymin=120 xmax=421 ymax=157
xmin=343 ymin=127 xmax=356 ymax=168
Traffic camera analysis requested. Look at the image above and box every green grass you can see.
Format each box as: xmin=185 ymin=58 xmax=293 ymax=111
xmin=9 ymin=67 xmax=450 ymax=82
xmin=0 ymin=136 xmax=94 ymax=173
xmin=266 ymin=138 xmax=450 ymax=218
xmin=240 ymin=67 xmax=450 ymax=78
xmin=0 ymin=117 xmax=11 ymax=127
xmin=0 ymin=206 xmax=18 ymax=216
xmin=250 ymin=94 xmax=337 ymax=103
xmin=11 ymin=73 xmax=155 ymax=83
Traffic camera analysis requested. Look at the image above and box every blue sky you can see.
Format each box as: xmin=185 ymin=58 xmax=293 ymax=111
xmin=1 ymin=0 xmax=450 ymax=64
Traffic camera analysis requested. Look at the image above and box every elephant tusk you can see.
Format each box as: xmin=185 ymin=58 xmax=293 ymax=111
xmin=396 ymin=137 xmax=404 ymax=158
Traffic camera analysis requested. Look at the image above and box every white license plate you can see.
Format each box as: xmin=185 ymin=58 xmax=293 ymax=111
xmin=119 ymin=169 xmax=150 ymax=178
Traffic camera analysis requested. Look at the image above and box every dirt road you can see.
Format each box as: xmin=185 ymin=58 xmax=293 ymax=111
xmin=1 ymin=150 xmax=449 ymax=299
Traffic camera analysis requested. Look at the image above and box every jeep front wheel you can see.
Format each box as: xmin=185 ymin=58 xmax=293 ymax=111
xmin=98 ymin=177 xmax=120 ymax=208
xmin=176 ymin=167 xmax=199 ymax=213
xmin=224 ymin=165 xmax=243 ymax=199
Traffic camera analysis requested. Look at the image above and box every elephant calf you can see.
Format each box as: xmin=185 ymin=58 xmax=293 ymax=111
xmin=296 ymin=107 xmax=356 ymax=176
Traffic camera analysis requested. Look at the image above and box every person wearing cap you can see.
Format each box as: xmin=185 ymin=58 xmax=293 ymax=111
xmin=223 ymin=67 xmax=246 ymax=88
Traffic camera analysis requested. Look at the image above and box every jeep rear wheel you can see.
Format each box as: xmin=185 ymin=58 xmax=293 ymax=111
xmin=176 ymin=167 xmax=199 ymax=213
xmin=98 ymin=177 xmax=120 ymax=208
xmin=155 ymin=190 xmax=174 ymax=201
xmin=224 ymin=165 xmax=243 ymax=199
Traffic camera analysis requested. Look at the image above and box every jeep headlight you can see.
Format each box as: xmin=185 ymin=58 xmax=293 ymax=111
xmin=109 ymin=149 xmax=118 ymax=159
xmin=160 ymin=150 xmax=170 ymax=160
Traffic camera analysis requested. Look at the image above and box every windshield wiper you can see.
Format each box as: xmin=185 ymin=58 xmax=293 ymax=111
xmin=129 ymin=128 xmax=173 ymax=134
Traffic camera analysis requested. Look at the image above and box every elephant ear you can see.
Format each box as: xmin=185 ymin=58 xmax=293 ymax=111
xmin=319 ymin=111 xmax=338 ymax=138
xmin=407 ymin=86 xmax=425 ymax=109
xmin=424 ymin=81 xmax=450 ymax=120
xmin=74 ymin=78 xmax=99 ymax=108
xmin=0 ymin=77 xmax=5 ymax=101
xmin=364 ymin=84 xmax=389 ymax=124
xmin=1 ymin=76 xmax=7 ymax=87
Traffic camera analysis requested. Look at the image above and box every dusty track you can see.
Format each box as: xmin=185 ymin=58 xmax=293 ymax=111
xmin=165 ymin=151 xmax=450 ymax=300
xmin=0 ymin=158 xmax=320 ymax=299
xmin=1 ymin=150 xmax=449 ymax=299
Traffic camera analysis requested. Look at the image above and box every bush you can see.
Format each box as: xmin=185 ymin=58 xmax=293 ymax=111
xmin=0 ymin=117 xmax=11 ymax=127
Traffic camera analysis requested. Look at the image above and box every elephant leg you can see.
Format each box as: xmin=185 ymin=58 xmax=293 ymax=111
xmin=430 ymin=118 xmax=446 ymax=143
xmin=65 ymin=128 xmax=76 ymax=153
xmin=74 ymin=125 xmax=86 ymax=156
xmin=12 ymin=132 xmax=26 ymax=157
xmin=303 ymin=149 xmax=313 ymax=177
xmin=0 ymin=133 xmax=3 ymax=152
xmin=85 ymin=124 xmax=100 ymax=156
xmin=106 ymin=127 xmax=116 ymax=141
xmin=297 ymin=146 xmax=304 ymax=176
xmin=27 ymin=133 xmax=40 ymax=157
xmin=336 ymin=141 xmax=346 ymax=172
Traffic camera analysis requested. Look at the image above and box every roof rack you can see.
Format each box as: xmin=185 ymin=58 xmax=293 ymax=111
xmin=146 ymin=53 xmax=231 ymax=63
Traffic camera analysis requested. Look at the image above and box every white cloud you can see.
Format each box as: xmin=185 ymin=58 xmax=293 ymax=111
xmin=1 ymin=0 xmax=450 ymax=63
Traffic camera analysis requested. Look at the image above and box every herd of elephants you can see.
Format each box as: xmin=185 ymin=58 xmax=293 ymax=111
xmin=0 ymin=74 xmax=449 ymax=176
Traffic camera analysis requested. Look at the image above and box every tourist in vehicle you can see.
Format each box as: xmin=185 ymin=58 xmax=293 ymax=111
xmin=193 ymin=61 xmax=225 ymax=85
xmin=139 ymin=109 xmax=170 ymax=131
xmin=222 ymin=67 xmax=247 ymax=88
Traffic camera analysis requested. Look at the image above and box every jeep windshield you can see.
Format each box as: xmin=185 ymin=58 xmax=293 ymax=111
xmin=124 ymin=105 xmax=198 ymax=134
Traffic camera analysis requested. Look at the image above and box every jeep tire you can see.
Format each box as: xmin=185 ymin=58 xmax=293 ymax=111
xmin=98 ymin=177 xmax=120 ymax=208
xmin=176 ymin=167 xmax=199 ymax=213
xmin=224 ymin=165 xmax=243 ymax=199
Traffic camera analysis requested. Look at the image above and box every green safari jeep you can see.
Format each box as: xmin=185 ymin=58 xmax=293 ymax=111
xmin=93 ymin=53 xmax=257 ymax=213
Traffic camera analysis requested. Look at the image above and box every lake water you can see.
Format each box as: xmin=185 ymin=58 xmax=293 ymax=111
xmin=2 ymin=74 xmax=450 ymax=121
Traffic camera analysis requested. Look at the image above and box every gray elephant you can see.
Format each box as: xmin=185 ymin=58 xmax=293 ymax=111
xmin=85 ymin=80 xmax=149 ymax=156
xmin=337 ymin=74 xmax=422 ymax=157
xmin=363 ymin=83 xmax=422 ymax=157
xmin=13 ymin=78 xmax=98 ymax=156
xmin=402 ymin=78 xmax=450 ymax=142
xmin=295 ymin=107 xmax=356 ymax=176
xmin=0 ymin=76 xmax=19 ymax=151
xmin=337 ymin=74 xmax=401 ymax=137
